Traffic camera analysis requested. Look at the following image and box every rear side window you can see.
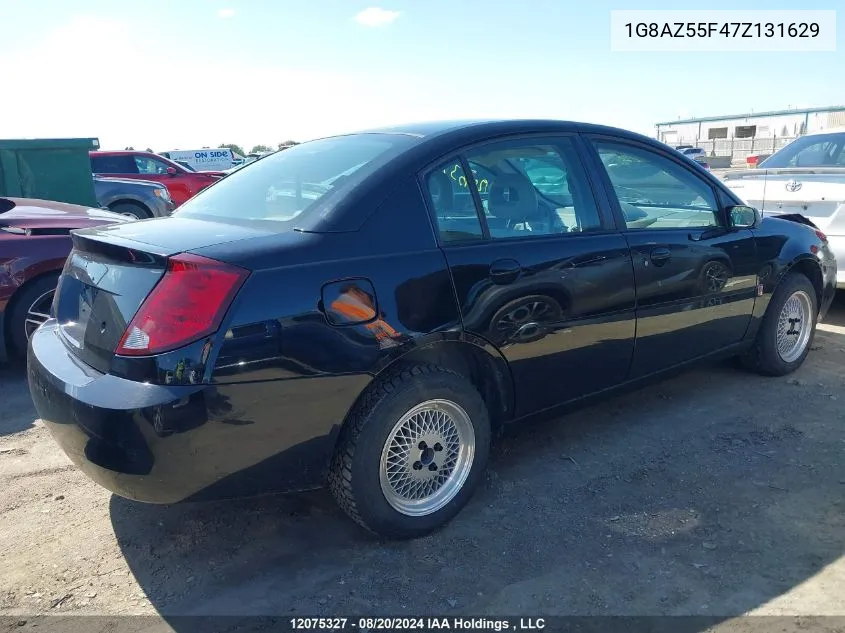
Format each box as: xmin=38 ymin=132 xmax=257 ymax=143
xmin=175 ymin=134 xmax=412 ymax=230
xmin=90 ymin=155 xmax=138 ymax=174
xmin=425 ymin=137 xmax=603 ymax=243
xmin=426 ymin=161 xmax=485 ymax=243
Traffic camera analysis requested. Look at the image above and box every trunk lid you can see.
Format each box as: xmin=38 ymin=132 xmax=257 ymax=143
xmin=723 ymin=167 xmax=845 ymax=233
xmin=0 ymin=197 xmax=130 ymax=231
xmin=54 ymin=216 xmax=270 ymax=372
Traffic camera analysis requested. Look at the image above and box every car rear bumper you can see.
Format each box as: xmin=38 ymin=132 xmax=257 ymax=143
xmin=151 ymin=197 xmax=176 ymax=217
xmin=827 ymin=234 xmax=845 ymax=289
xmin=27 ymin=321 xmax=344 ymax=504
xmin=0 ymin=310 xmax=7 ymax=362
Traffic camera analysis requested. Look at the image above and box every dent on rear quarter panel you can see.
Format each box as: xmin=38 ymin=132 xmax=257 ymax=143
xmin=181 ymin=174 xmax=463 ymax=494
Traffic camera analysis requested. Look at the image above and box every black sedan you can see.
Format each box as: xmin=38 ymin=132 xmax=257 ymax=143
xmin=27 ymin=119 xmax=837 ymax=539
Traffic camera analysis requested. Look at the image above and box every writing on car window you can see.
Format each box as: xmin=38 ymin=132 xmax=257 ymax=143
xmin=443 ymin=163 xmax=490 ymax=194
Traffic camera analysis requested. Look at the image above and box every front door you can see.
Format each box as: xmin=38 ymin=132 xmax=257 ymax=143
xmin=131 ymin=155 xmax=194 ymax=205
xmin=585 ymin=137 xmax=759 ymax=377
xmin=422 ymin=135 xmax=637 ymax=417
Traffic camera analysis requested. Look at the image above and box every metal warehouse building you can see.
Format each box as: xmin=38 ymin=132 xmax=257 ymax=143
xmin=655 ymin=105 xmax=845 ymax=167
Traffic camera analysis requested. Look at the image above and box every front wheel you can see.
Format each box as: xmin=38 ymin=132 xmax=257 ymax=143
xmin=742 ymin=271 xmax=818 ymax=376
xmin=329 ymin=364 xmax=491 ymax=539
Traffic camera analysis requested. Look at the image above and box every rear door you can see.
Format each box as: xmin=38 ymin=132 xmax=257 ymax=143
xmin=90 ymin=154 xmax=139 ymax=179
xmin=422 ymin=134 xmax=637 ymax=417
xmin=584 ymin=135 xmax=759 ymax=377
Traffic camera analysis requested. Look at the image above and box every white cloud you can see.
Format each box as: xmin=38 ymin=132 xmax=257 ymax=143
xmin=217 ymin=8 xmax=235 ymax=18
xmin=353 ymin=7 xmax=400 ymax=27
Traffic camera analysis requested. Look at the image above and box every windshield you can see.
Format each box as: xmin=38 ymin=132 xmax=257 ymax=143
xmin=174 ymin=134 xmax=412 ymax=230
xmin=760 ymin=132 xmax=845 ymax=168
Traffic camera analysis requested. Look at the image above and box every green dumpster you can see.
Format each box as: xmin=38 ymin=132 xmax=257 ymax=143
xmin=0 ymin=137 xmax=100 ymax=207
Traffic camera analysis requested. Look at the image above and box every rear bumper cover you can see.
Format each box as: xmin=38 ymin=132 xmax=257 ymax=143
xmin=27 ymin=321 xmax=343 ymax=504
xmin=0 ymin=310 xmax=7 ymax=362
xmin=827 ymin=234 xmax=845 ymax=289
xmin=150 ymin=197 xmax=176 ymax=218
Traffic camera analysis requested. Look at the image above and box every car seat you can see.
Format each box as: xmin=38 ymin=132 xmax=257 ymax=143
xmin=487 ymin=173 xmax=562 ymax=237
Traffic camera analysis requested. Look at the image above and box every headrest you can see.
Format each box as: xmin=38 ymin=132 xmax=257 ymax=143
xmin=795 ymin=150 xmax=827 ymax=167
xmin=487 ymin=173 xmax=539 ymax=220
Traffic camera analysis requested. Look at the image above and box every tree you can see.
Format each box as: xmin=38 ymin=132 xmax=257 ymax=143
xmin=219 ymin=143 xmax=245 ymax=157
xmin=250 ymin=144 xmax=273 ymax=154
xmin=145 ymin=148 xmax=154 ymax=153
xmin=278 ymin=140 xmax=299 ymax=150
xmin=124 ymin=146 xmax=135 ymax=150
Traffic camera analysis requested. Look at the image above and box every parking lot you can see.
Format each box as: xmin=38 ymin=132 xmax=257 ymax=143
xmin=1 ymin=295 xmax=844 ymax=628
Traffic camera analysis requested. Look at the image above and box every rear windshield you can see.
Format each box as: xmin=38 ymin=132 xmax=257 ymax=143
xmin=760 ymin=132 xmax=845 ymax=168
xmin=174 ymin=134 xmax=412 ymax=230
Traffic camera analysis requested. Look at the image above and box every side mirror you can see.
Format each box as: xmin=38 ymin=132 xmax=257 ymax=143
xmin=166 ymin=166 xmax=178 ymax=176
xmin=727 ymin=204 xmax=758 ymax=229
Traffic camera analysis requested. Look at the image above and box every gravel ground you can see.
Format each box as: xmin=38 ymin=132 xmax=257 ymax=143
xmin=1 ymin=296 xmax=845 ymax=633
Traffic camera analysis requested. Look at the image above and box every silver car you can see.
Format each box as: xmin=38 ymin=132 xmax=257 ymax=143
xmin=723 ymin=129 xmax=845 ymax=288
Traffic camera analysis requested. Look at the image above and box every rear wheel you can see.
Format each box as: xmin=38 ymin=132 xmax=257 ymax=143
xmin=741 ymin=271 xmax=818 ymax=376
xmin=7 ymin=274 xmax=59 ymax=357
xmin=108 ymin=202 xmax=150 ymax=219
xmin=329 ymin=364 xmax=491 ymax=539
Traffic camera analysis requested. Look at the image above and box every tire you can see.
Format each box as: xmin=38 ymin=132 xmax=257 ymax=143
xmin=329 ymin=364 xmax=491 ymax=539
xmin=7 ymin=274 xmax=59 ymax=357
xmin=108 ymin=202 xmax=150 ymax=219
xmin=741 ymin=271 xmax=818 ymax=376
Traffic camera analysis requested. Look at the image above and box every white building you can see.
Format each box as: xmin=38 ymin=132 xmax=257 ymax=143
xmin=656 ymin=106 xmax=845 ymax=145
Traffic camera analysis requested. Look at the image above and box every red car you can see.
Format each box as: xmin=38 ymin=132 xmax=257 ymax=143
xmin=0 ymin=197 xmax=131 ymax=361
xmin=90 ymin=150 xmax=224 ymax=207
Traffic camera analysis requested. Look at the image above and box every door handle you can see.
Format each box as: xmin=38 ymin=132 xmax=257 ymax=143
xmin=489 ymin=258 xmax=522 ymax=285
xmin=649 ymin=247 xmax=671 ymax=265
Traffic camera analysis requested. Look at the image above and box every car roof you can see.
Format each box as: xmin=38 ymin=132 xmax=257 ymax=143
xmin=90 ymin=149 xmax=162 ymax=158
xmin=340 ymin=118 xmax=661 ymax=156
xmin=358 ymin=118 xmax=642 ymax=137
xmin=283 ymin=118 xmax=692 ymax=233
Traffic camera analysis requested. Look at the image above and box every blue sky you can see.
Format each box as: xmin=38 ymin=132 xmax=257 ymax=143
xmin=0 ymin=0 xmax=841 ymax=151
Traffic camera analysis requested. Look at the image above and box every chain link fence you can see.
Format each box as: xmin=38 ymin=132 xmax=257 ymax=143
xmin=681 ymin=136 xmax=798 ymax=167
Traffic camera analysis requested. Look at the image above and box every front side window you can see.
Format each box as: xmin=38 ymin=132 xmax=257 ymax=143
xmin=593 ymin=141 xmax=719 ymax=229
xmin=470 ymin=139 xmax=602 ymax=238
xmin=761 ymin=133 xmax=845 ymax=168
xmin=135 ymin=156 xmax=173 ymax=175
xmin=175 ymin=133 xmax=412 ymax=231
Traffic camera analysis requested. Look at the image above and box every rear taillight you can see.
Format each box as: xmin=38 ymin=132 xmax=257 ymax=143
xmin=815 ymin=229 xmax=828 ymax=242
xmin=116 ymin=253 xmax=248 ymax=356
xmin=746 ymin=155 xmax=760 ymax=167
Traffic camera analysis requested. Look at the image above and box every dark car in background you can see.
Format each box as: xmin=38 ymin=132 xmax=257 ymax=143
xmin=29 ymin=120 xmax=836 ymax=539
xmin=1 ymin=198 xmax=130 ymax=361
xmin=90 ymin=150 xmax=225 ymax=207
xmin=94 ymin=176 xmax=175 ymax=219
